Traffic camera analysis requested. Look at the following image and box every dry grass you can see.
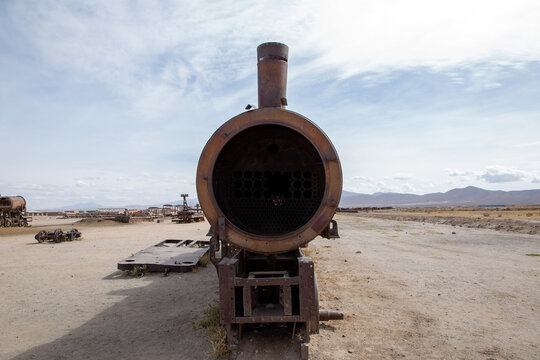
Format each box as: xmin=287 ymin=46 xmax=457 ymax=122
xmin=198 ymin=253 xmax=210 ymax=267
xmin=124 ymin=265 xmax=149 ymax=277
xmin=195 ymin=302 xmax=229 ymax=359
xmin=302 ymin=247 xmax=314 ymax=257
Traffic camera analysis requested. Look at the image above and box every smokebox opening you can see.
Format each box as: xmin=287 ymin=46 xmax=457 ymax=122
xmin=212 ymin=124 xmax=325 ymax=236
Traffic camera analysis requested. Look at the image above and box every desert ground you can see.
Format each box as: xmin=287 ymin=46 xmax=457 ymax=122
xmin=1 ymin=213 xmax=539 ymax=359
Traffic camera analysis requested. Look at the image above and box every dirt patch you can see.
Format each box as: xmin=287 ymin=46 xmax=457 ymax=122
xmin=307 ymin=214 xmax=540 ymax=359
xmin=359 ymin=212 xmax=540 ymax=235
xmin=1 ymin=215 xmax=539 ymax=359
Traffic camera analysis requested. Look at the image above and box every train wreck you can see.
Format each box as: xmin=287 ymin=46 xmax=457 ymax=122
xmin=196 ymin=42 xmax=343 ymax=358
xmin=35 ymin=228 xmax=82 ymax=243
xmin=0 ymin=195 xmax=31 ymax=227
xmin=171 ymin=194 xmax=205 ymax=223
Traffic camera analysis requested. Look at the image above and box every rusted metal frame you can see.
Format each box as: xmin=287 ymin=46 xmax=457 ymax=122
xmin=209 ymin=236 xmax=220 ymax=267
xmin=329 ymin=219 xmax=339 ymax=238
xmin=174 ymin=239 xmax=190 ymax=246
xmin=248 ymin=270 xmax=289 ymax=278
xmin=196 ymin=108 xmax=343 ymax=254
xmin=156 ymin=239 xmax=206 ymax=248
xmin=218 ymin=216 xmax=226 ymax=242
xmin=298 ymin=256 xmax=319 ymax=334
xmin=218 ymin=257 xmax=238 ymax=324
xmin=233 ymin=316 xmax=302 ymax=324
xmin=283 ymin=283 xmax=292 ymax=316
xmin=117 ymin=239 xmax=210 ymax=273
xmin=244 ymin=254 xmax=299 ymax=262
xmin=242 ymin=285 xmax=252 ymax=317
xmin=234 ymin=277 xmax=298 ymax=286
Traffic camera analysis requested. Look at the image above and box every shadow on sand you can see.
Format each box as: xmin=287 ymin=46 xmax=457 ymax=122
xmin=12 ymin=267 xmax=218 ymax=360
xmin=11 ymin=266 xmax=302 ymax=360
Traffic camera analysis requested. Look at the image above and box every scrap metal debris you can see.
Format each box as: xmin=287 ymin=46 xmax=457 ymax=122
xmin=35 ymin=228 xmax=82 ymax=243
xmin=171 ymin=194 xmax=205 ymax=223
xmin=1 ymin=195 xmax=31 ymax=227
xmin=117 ymin=239 xmax=210 ymax=274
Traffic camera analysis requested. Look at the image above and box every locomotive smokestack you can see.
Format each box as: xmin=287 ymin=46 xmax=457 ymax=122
xmin=257 ymin=42 xmax=288 ymax=108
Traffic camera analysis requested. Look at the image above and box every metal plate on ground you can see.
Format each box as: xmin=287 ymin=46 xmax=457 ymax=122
xmin=117 ymin=239 xmax=210 ymax=273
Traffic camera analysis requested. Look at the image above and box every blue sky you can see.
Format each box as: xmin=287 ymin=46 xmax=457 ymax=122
xmin=1 ymin=0 xmax=540 ymax=209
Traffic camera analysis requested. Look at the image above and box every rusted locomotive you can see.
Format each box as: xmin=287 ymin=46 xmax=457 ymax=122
xmin=0 ymin=195 xmax=30 ymax=227
xmin=196 ymin=43 xmax=342 ymax=358
xmin=171 ymin=194 xmax=205 ymax=223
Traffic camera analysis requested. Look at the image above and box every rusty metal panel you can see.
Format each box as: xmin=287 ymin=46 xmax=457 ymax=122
xmin=298 ymin=256 xmax=319 ymax=333
xmin=218 ymin=257 xmax=237 ymax=323
xmin=283 ymin=284 xmax=292 ymax=316
xmin=117 ymin=239 xmax=209 ymax=273
xmin=234 ymin=277 xmax=298 ymax=286
xmin=0 ymin=196 xmax=26 ymax=210
xmin=257 ymin=42 xmax=289 ymax=109
xmin=243 ymin=285 xmax=252 ymax=317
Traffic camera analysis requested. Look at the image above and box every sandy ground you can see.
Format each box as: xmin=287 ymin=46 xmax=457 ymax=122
xmin=309 ymin=215 xmax=540 ymax=360
xmin=1 ymin=215 xmax=539 ymax=359
xmin=357 ymin=212 xmax=540 ymax=235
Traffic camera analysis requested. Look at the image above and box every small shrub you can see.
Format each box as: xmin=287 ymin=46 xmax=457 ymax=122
xmin=126 ymin=265 xmax=149 ymax=277
xmin=198 ymin=253 xmax=210 ymax=267
xmin=195 ymin=303 xmax=228 ymax=358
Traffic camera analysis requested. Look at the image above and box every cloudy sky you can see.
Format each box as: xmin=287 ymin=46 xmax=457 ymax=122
xmin=1 ymin=0 xmax=540 ymax=209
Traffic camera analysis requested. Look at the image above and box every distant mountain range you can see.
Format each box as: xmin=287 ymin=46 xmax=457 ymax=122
xmin=41 ymin=186 xmax=540 ymax=211
xmin=340 ymin=186 xmax=540 ymax=207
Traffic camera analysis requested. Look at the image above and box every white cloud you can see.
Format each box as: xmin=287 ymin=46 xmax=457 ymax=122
xmin=447 ymin=166 xmax=540 ymax=184
xmin=7 ymin=0 xmax=540 ymax=96
xmin=308 ymin=0 xmax=540 ymax=80
xmin=75 ymin=180 xmax=89 ymax=187
xmin=3 ymin=1 xmax=540 ymax=208
xmin=477 ymin=166 xmax=529 ymax=183
xmin=390 ymin=174 xmax=413 ymax=181
xmin=446 ymin=168 xmax=475 ymax=178
xmin=516 ymin=141 xmax=540 ymax=147
xmin=346 ymin=175 xmax=417 ymax=194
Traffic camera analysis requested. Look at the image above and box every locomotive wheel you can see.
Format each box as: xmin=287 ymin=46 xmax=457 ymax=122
xmin=54 ymin=229 xmax=63 ymax=243
xmin=35 ymin=230 xmax=47 ymax=243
